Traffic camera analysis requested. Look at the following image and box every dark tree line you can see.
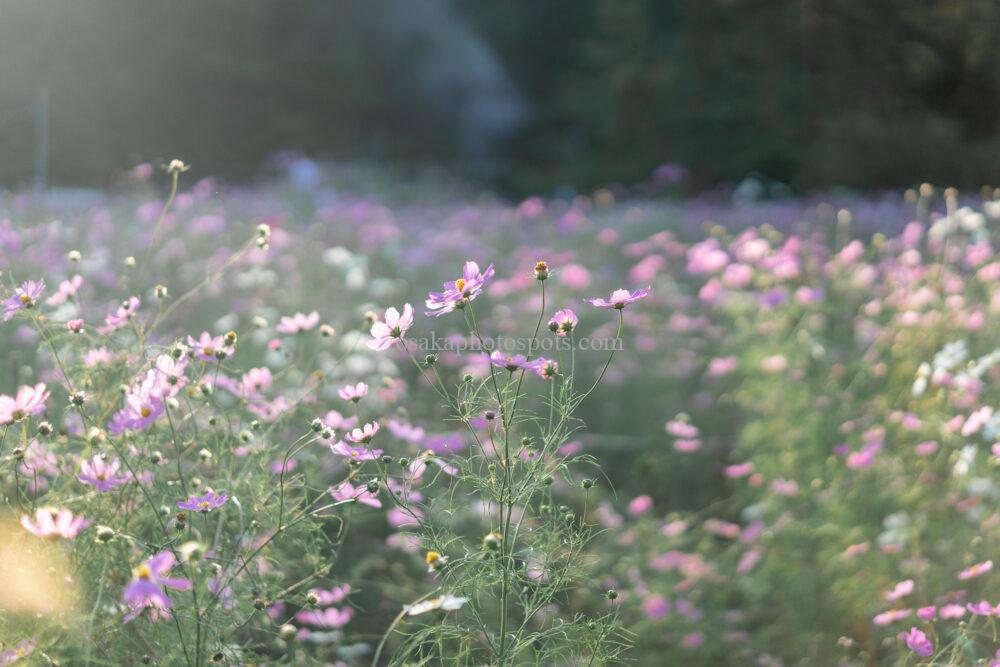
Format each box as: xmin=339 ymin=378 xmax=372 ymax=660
xmin=1 ymin=0 xmax=998 ymax=193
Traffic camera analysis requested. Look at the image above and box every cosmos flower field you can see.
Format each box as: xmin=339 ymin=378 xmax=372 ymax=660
xmin=2 ymin=163 xmax=1000 ymax=665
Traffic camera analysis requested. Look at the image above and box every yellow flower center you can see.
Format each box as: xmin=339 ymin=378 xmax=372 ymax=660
xmin=202 ymin=346 xmax=214 ymax=357
xmin=136 ymin=564 xmax=152 ymax=580
xmin=140 ymin=406 xmax=152 ymax=418
xmin=455 ymin=278 xmax=467 ymax=293
xmin=425 ymin=550 xmax=441 ymax=565
xmin=198 ymin=500 xmax=210 ymax=509
xmin=96 ymin=473 xmax=107 ymax=481
xmin=18 ymin=293 xmax=31 ymax=304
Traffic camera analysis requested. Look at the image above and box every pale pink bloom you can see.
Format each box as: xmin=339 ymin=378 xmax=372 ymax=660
xmin=665 ymin=420 xmax=698 ymax=438
xmin=673 ymin=439 xmax=702 ymax=453
xmin=0 ymin=383 xmax=50 ymax=424
xmin=338 ymin=382 xmax=368 ymax=402
xmin=368 ymin=304 xmax=414 ymax=351
xmin=885 ymin=579 xmax=914 ymax=602
xmin=939 ymin=604 xmax=966 ymax=619
xmin=917 ymin=606 xmax=936 ymax=621
xmin=276 ymin=311 xmax=320 ymax=334
xmin=962 ymin=406 xmax=994 ymax=436
xmin=627 ymin=495 xmax=653 ymax=516
xmin=21 ymin=508 xmax=91 ymax=539
xmin=345 ymin=421 xmax=379 ymax=444
xmin=873 ymin=608 xmax=912 ymax=626
xmin=329 ymin=481 xmax=381 ymax=508
xmin=958 ymin=560 xmax=993 ymax=580
xmin=841 ymin=542 xmax=869 ymax=558
xmin=915 ymin=441 xmax=938 ymax=456
xmin=760 ymin=355 xmax=787 ymax=373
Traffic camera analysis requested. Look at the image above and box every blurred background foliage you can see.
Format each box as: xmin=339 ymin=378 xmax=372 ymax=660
xmin=2 ymin=0 xmax=1000 ymax=194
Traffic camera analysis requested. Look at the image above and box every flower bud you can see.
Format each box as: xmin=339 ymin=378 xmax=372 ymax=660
xmin=534 ymin=260 xmax=549 ymax=281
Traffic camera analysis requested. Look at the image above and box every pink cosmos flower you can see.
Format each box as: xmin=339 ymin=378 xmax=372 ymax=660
xmin=904 ymin=627 xmax=933 ymax=658
xmin=177 ymin=490 xmax=228 ymax=513
xmin=425 ymin=261 xmax=495 ymax=317
xmin=20 ymin=508 xmax=91 ymax=539
xmin=489 ymin=351 xmax=538 ymax=372
xmin=966 ymin=600 xmax=997 ymax=616
xmin=642 ymin=594 xmax=670 ymax=620
xmin=724 ymin=462 xmax=754 ymax=478
xmin=959 ymin=560 xmax=993 ymax=580
xmin=308 ymin=584 xmax=351 ymax=606
xmin=665 ymin=420 xmax=698 ymax=438
xmin=67 ymin=318 xmax=85 ymax=333
xmin=873 ymin=608 xmax=912 ymax=625
xmin=187 ymin=331 xmax=233 ymax=362
xmin=885 ymin=579 xmax=914 ymax=601
xmin=628 ymin=495 xmax=653 ymax=516
xmin=408 ymin=451 xmax=459 ymax=478
xmin=345 ymin=421 xmax=379 ymax=444
xmin=585 ymin=286 xmax=651 ymax=309
xmin=939 ymin=604 xmax=966 ymax=619
xmin=122 ymin=551 xmax=192 ymax=622
xmin=97 ymin=296 xmax=140 ymax=334
xmin=330 ymin=441 xmax=383 ymax=461
xmin=329 ymin=481 xmax=381 ymax=508
xmin=368 ymin=304 xmax=414 ymax=350
xmin=3 ymin=280 xmax=44 ymax=321
xmin=46 ymin=275 xmax=83 ymax=306
xmin=673 ymin=438 xmax=702 ymax=453
xmin=77 ymin=455 xmax=130 ymax=492
xmin=917 ymin=606 xmax=936 ymax=621
xmin=534 ymin=358 xmax=559 ymax=380
xmin=0 ymin=383 xmax=50 ymax=424
xmin=548 ymin=309 xmax=578 ymax=337
xmin=295 ymin=606 xmax=353 ymax=628
xmin=276 ymin=311 xmax=320 ymax=334
xmin=338 ymin=382 xmax=368 ymax=402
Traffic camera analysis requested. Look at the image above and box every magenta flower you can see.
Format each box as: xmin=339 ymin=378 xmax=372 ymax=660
xmin=548 ymin=308 xmax=578 ymax=337
xmin=345 ymin=421 xmax=379 ymax=444
xmin=21 ymin=508 xmax=91 ymax=539
xmin=338 ymin=382 xmax=368 ymax=403
xmin=425 ymin=261 xmax=495 ymax=317
xmin=0 ymin=383 xmax=50 ymax=424
xmin=187 ymin=331 xmax=233 ymax=362
xmin=276 ymin=311 xmax=320 ymax=334
xmin=958 ymin=560 xmax=993 ymax=580
xmin=368 ymin=304 xmax=414 ymax=351
xmin=177 ymin=490 xmax=228 ymax=513
xmin=107 ymin=372 xmax=165 ymax=435
xmin=3 ymin=280 xmax=44 ymax=321
xmin=585 ymin=286 xmax=651 ymax=309
xmin=489 ymin=351 xmax=537 ymax=372
xmin=330 ymin=440 xmax=383 ymax=461
xmin=308 ymin=584 xmax=351 ymax=606
xmin=77 ymin=455 xmax=130 ymax=492
xmin=295 ymin=606 xmax=354 ymax=628
xmin=122 ymin=551 xmax=192 ymax=622
xmin=966 ymin=600 xmax=998 ymax=616
xmin=903 ymin=627 xmax=933 ymax=657
xmin=329 ymin=481 xmax=382 ymax=508
xmin=97 ymin=296 xmax=140 ymax=334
